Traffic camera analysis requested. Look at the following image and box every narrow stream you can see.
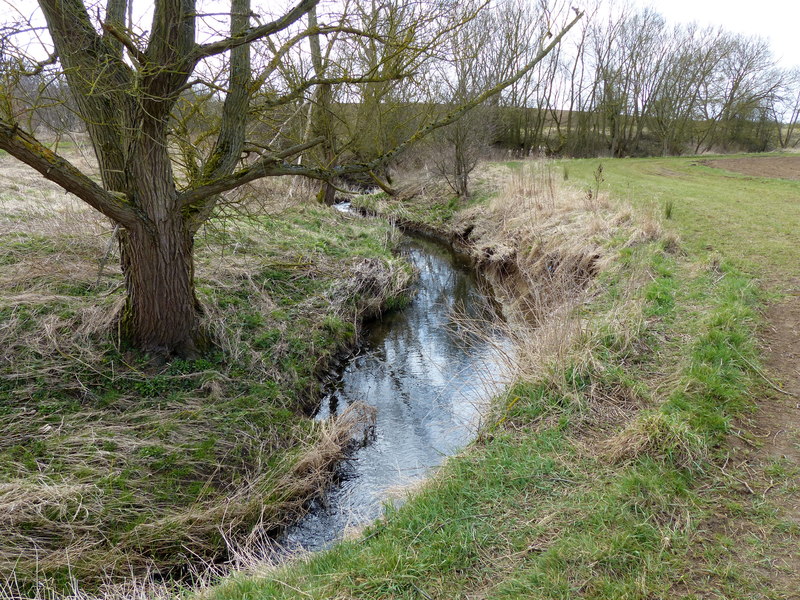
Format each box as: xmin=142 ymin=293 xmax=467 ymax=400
xmin=280 ymin=204 xmax=510 ymax=552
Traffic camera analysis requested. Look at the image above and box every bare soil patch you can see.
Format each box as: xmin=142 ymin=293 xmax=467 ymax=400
xmin=751 ymin=290 xmax=800 ymax=596
xmin=699 ymin=286 xmax=800 ymax=598
xmin=703 ymin=156 xmax=800 ymax=180
xmin=758 ymin=286 xmax=800 ymax=469
xmin=742 ymin=290 xmax=800 ymax=599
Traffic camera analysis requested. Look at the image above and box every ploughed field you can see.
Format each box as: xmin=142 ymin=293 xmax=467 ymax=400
xmin=703 ymin=154 xmax=800 ymax=180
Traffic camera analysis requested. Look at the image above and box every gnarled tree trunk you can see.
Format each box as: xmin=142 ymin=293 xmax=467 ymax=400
xmin=94 ymin=113 xmax=206 ymax=356
xmin=118 ymin=220 xmax=202 ymax=356
xmin=118 ymin=134 xmax=203 ymax=355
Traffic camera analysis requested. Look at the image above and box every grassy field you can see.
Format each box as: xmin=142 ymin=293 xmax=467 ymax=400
xmin=2 ymin=152 xmax=797 ymax=598
xmin=0 ymin=157 xmax=413 ymax=593
xmin=559 ymin=155 xmax=800 ymax=280
xmin=195 ymin=155 xmax=798 ymax=599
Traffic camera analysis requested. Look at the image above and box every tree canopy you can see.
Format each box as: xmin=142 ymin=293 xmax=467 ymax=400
xmin=0 ymin=0 xmax=581 ymax=356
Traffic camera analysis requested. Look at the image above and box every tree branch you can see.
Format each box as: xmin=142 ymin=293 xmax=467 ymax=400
xmin=201 ymin=0 xmax=251 ymax=182
xmin=189 ymin=0 xmax=318 ymax=63
xmin=182 ymin=8 xmax=582 ymax=220
xmin=18 ymin=52 xmax=59 ymax=76
xmin=141 ymin=0 xmax=197 ymax=115
xmin=258 ymin=73 xmax=407 ymax=110
xmin=0 ymin=121 xmax=142 ymax=228
xmin=102 ymin=21 xmax=148 ymax=66
xmin=179 ymin=136 xmax=326 ymax=207
xmin=250 ymin=25 xmax=387 ymax=92
xmin=103 ymin=0 xmax=127 ymax=58
xmin=368 ymin=9 xmax=585 ymax=166
xmin=369 ymin=170 xmax=397 ymax=196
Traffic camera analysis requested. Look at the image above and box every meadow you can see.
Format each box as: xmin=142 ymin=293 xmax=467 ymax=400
xmin=199 ymin=154 xmax=799 ymax=599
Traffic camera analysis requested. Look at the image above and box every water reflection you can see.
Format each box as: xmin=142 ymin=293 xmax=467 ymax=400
xmin=282 ymin=221 xmax=510 ymax=552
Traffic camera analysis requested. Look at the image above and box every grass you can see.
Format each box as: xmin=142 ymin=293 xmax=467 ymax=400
xmin=552 ymin=154 xmax=800 ymax=281
xmin=0 ymin=161 xmax=413 ymax=593
xmin=5 ymin=153 xmax=797 ymax=598
xmin=188 ymin=159 xmax=789 ymax=599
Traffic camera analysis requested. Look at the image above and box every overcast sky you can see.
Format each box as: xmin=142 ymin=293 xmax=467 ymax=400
xmin=5 ymin=0 xmax=800 ymax=69
xmin=630 ymin=0 xmax=800 ymax=68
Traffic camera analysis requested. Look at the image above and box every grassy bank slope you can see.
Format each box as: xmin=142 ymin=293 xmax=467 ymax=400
xmin=199 ymin=161 xmax=794 ymax=598
xmin=560 ymin=154 xmax=800 ymax=279
xmin=0 ymin=162 xmax=411 ymax=591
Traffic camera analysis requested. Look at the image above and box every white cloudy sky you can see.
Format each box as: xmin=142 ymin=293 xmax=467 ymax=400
xmin=4 ymin=0 xmax=800 ymax=68
xmin=630 ymin=0 xmax=800 ymax=68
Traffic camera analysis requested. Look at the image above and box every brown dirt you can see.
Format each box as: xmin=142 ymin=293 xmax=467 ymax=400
xmin=758 ymin=288 xmax=800 ymax=472
xmin=703 ymin=156 xmax=800 ymax=180
xmin=748 ymin=291 xmax=800 ymax=597
xmin=694 ymin=153 xmax=800 ymax=595
xmin=699 ymin=285 xmax=800 ymax=598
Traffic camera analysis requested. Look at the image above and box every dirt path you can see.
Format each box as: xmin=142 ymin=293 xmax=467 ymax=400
xmin=716 ymin=285 xmax=800 ymax=598
xmin=752 ymin=292 xmax=800 ymax=596
xmin=686 ymin=151 xmax=800 ymax=596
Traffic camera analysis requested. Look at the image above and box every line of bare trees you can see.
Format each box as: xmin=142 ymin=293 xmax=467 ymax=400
xmin=0 ymin=0 xmax=583 ymax=355
xmin=490 ymin=1 xmax=800 ymax=157
xmin=5 ymin=1 xmax=798 ymax=174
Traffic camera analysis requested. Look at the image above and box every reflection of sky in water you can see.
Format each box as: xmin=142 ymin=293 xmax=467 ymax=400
xmin=282 ymin=229 xmax=511 ymax=552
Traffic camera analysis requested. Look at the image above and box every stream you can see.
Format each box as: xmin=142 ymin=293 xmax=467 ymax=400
xmin=279 ymin=204 xmax=510 ymax=552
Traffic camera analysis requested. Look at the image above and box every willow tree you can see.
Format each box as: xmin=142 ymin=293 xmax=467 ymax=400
xmin=0 ymin=0 xmax=581 ymax=357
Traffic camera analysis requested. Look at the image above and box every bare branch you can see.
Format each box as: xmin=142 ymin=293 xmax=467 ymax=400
xmin=104 ymin=0 xmax=127 ymax=57
xmin=201 ymin=0 xmax=252 ymax=182
xmin=181 ymin=9 xmax=584 ymax=208
xmin=142 ymin=0 xmax=197 ymax=108
xmin=17 ymin=52 xmax=59 ymax=76
xmin=370 ymin=9 xmax=584 ymax=166
xmin=250 ymin=24 xmax=390 ymax=92
xmin=258 ymin=73 xmax=407 ymax=110
xmin=38 ymin=0 xmax=105 ymax=60
xmin=179 ymin=136 xmax=326 ymax=207
xmin=0 ymin=120 xmax=143 ymax=228
xmin=102 ymin=21 xmax=147 ymax=65
xmin=189 ymin=0 xmax=318 ymax=63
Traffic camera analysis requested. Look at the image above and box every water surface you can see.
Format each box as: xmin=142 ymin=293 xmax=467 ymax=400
xmin=281 ymin=210 xmax=509 ymax=551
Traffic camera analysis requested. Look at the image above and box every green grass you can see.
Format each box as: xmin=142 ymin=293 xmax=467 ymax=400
xmin=203 ymin=230 xmax=770 ymax=599
xmin=0 ymin=203 xmax=412 ymax=590
xmin=197 ymin=156 xmax=798 ymax=598
xmin=554 ymin=154 xmax=800 ymax=279
xmin=6 ymin=154 xmax=794 ymax=597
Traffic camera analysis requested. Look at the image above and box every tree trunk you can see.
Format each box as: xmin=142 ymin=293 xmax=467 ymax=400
xmin=317 ymin=182 xmax=337 ymax=205
xmin=119 ymin=220 xmax=202 ymax=357
xmin=117 ymin=128 xmax=204 ymax=357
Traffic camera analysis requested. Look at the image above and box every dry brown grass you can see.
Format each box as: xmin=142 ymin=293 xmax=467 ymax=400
xmin=463 ymin=162 xmax=707 ymax=472
xmin=601 ymin=410 xmax=707 ymax=468
xmin=0 ymin=150 xmax=410 ymax=594
xmin=447 ymin=161 xmax=658 ymax=371
xmin=359 ymin=158 xmax=678 ymax=462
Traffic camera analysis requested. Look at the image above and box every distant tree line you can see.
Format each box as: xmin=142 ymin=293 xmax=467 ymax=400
xmin=490 ymin=1 xmax=800 ymax=157
xmin=2 ymin=0 xmax=798 ymax=199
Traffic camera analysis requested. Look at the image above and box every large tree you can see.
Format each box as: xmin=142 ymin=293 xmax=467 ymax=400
xmin=0 ymin=0 xmax=581 ymax=357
